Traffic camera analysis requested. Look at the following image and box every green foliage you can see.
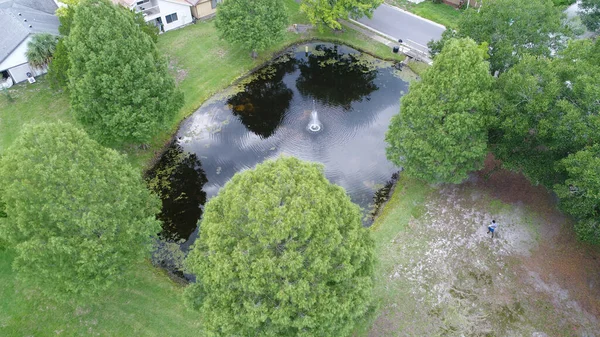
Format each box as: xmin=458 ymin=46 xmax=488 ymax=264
xmin=492 ymin=56 xmax=563 ymax=186
xmin=301 ymin=0 xmax=383 ymax=30
xmin=554 ymin=146 xmax=600 ymax=244
xmin=57 ymin=5 xmax=75 ymax=35
xmin=26 ymin=33 xmax=58 ymax=68
xmin=134 ymin=10 xmax=159 ymax=44
xmin=431 ymin=0 xmax=566 ymax=74
xmin=48 ymin=5 xmax=74 ymax=90
xmin=215 ymin=0 xmax=288 ymax=56
xmin=47 ymin=38 xmax=70 ymax=90
xmin=184 ymin=157 xmax=375 ymax=336
xmin=0 ymin=122 xmax=161 ymax=301
xmin=580 ymin=0 xmax=600 ymax=32
xmin=386 ymin=38 xmax=494 ymax=184
xmin=67 ymin=0 xmax=183 ymax=146
xmin=552 ymin=0 xmax=576 ymax=5
xmin=493 ymin=39 xmax=600 ymax=186
xmin=492 ymin=39 xmax=600 ymax=243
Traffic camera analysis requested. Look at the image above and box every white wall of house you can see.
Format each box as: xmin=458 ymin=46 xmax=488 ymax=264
xmin=0 ymin=36 xmax=46 ymax=84
xmin=158 ymin=0 xmax=192 ymax=32
xmin=0 ymin=37 xmax=31 ymax=73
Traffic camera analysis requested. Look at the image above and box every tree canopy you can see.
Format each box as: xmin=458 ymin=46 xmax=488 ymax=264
xmin=215 ymin=0 xmax=288 ymax=57
xmin=386 ymin=38 xmax=494 ymax=184
xmin=490 ymin=38 xmax=600 ymax=243
xmin=429 ymin=0 xmax=566 ymax=74
xmin=184 ymin=157 xmax=374 ymax=336
xmin=0 ymin=122 xmax=161 ymax=301
xmin=301 ymin=0 xmax=383 ymax=30
xmin=580 ymin=0 xmax=600 ymax=32
xmin=493 ymin=39 xmax=600 ymax=186
xmin=67 ymin=0 xmax=183 ymax=146
xmin=554 ymin=145 xmax=600 ymax=244
xmin=26 ymin=33 xmax=58 ymax=68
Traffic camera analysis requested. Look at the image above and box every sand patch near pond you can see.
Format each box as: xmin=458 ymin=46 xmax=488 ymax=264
xmin=368 ymin=155 xmax=600 ymax=336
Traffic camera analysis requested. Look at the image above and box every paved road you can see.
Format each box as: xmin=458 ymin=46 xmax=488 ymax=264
xmin=357 ymin=4 xmax=446 ymax=48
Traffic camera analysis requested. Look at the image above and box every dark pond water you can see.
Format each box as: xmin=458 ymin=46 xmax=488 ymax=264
xmin=149 ymin=42 xmax=412 ymax=246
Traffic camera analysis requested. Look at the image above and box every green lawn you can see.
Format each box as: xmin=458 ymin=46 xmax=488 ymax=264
xmin=0 ymin=0 xmax=404 ymax=170
xmin=0 ymin=81 xmax=70 ymax=154
xmin=0 ymin=249 xmax=201 ymax=336
xmin=354 ymin=177 xmax=433 ymax=335
xmin=386 ymin=0 xmax=462 ymax=29
xmin=406 ymin=59 xmax=430 ymax=77
xmin=0 ymin=1 xmax=411 ymax=335
xmin=412 ymin=1 xmax=462 ymax=29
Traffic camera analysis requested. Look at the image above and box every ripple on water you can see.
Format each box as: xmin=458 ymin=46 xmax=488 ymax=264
xmin=155 ymin=42 xmax=412 ymax=244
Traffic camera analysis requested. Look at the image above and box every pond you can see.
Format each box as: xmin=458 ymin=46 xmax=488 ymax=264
xmin=148 ymin=42 xmax=413 ymax=248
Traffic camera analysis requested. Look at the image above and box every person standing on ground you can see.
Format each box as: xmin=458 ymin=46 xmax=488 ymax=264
xmin=487 ymin=220 xmax=498 ymax=238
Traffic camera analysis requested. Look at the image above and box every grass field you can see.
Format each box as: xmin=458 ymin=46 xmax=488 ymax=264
xmin=0 ymin=81 xmax=70 ymax=154
xmin=0 ymin=249 xmax=202 ymax=336
xmin=386 ymin=0 xmax=462 ymax=29
xmin=0 ymin=2 xmax=410 ymax=335
xmin=353 ymin=177 xmax=432 ymax=335
xmin=0 ymin=0 xmax=404 ymax=170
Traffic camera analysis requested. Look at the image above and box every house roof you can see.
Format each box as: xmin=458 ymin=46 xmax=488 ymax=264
xmin=0 ymin=0 xmax=59 ymax=64
xmin=0 ymin=0 xmax=58 ymax=14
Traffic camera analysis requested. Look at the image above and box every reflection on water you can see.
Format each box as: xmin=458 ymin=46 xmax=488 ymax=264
xmin=227 ymin=58 xmax=296 ymax=138
xmin=297 ymin=44 xmax=379 ymax=109
xmin=146 ymin=142 xmax=207 ymax=242
xmin=152 ymin=42 xmax=410 ymax=243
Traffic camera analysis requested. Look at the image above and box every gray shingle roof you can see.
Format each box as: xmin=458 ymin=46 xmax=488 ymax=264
xmin=0 ymin=0 xmax=59 ymax=64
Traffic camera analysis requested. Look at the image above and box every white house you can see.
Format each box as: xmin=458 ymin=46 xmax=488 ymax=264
xmin=113 ymin=0 xmax=186 ymax=32
xmin=113 ymin=0 xmax=222 ymax=32
xmin=0 ymin=0 xmax=60 ymax=86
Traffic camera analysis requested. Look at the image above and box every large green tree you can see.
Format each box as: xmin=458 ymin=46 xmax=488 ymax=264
xmin=67 ymin=0 xmax=183 ymax=146
xmin=580 ymin=0 xmax=600 ymax=32
xmin=215 ymin=0 xmax=288 ymax=58
xmin=301 ymin=0 xmax=383 ymax=30
xmin=184 ymin=157 xmax=374 ymax=336
xmin=493 ymin=39 xmax=600 ymax=186
xmin=429 ymin=0 xmax=566 ymax=74
xmin=554 ymin=146 xmax=600 ymax=244
xmin=386 ymin=38 xmax=494 ymax=184
xmin=0 ymin=122 xmax=161 ymax=300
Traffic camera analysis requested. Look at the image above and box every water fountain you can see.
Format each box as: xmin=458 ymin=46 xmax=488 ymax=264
xmin=152 ymin=42 xmax=410 ymax=243
xmin=307 ymin=100 xmax=322 ymax=132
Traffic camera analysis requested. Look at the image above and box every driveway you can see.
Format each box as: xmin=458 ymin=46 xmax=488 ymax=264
xmin=356 ymin=4 xmax=446 ymax=48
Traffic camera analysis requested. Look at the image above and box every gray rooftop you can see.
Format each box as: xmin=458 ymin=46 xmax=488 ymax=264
xmin=0 ymin=0 xmax=59 ymax=64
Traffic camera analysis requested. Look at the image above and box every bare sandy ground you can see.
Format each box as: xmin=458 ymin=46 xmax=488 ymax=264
xmin=369 ymin=155 xmax=600 ymax=336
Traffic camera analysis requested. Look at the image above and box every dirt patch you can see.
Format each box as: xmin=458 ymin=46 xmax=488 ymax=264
xmin=168 ymin=59 xmax=188 ymax=84
xmin=368 ymin=156 xmax=600 ymax=336
xmin=472 ymin=155 xmax=600 ymax=324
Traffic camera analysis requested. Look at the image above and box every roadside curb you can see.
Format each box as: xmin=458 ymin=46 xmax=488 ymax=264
xmin=348 ymin=19 xmax=433 ymax=65
xmin=382 ymin=3 xmax=447 ymax=30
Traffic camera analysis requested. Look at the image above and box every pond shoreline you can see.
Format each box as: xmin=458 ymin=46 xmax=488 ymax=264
xmin=143 ymin=37 xmax=408 ymax=174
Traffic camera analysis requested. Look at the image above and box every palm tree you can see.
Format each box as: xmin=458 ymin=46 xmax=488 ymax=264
xmin=26 ymin=34 xmax=59 ymax=69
